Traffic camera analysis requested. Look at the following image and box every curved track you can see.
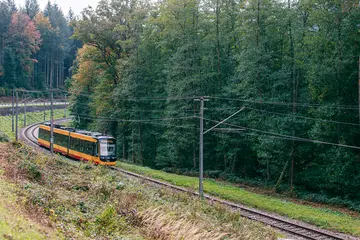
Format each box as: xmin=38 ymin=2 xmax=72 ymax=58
xmin=20 ymin=122 xmax=359 ymax=240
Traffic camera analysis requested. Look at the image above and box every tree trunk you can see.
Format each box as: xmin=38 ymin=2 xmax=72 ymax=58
xmin=289 ymin=0 xmax=297 ymax=189
xmin=358 ymin=56 xmax=360 ymax=124
xmin=216 ymin=0 xmax=221 ymax=79
xmin=138 ymin=123 xmax=144 ymax=165
xmin=0 ymin=35 xmax=4 ymax=65
xmin=275 ymin=157 xmax=291 ymax=189
xmin=45 ymin=57 xmax=48 ymax=86
xmin=50 ymin=58 xmax=53 ymax=88
xmin=232 ymin=151 xmax=237 ymax=173
xmin=193 ymin=143 xmax=196 ymax=168
xmin=256 ymin=0 xmax=263 ymax=108
xmin=122 ymin=131 xmax=126 ymax=160
xmin=266 ymin=159 xmax=270 ymax=181
xmin=132 ymin=128 xmax=135 ymax=163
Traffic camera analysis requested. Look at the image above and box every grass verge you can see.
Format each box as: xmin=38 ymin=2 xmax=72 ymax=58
xmin=117 ymin=161 xmax=360 ymax=236
xmin=0 ymin=143 xmax=277 ymax=239
xmin=0 ymin=110 xmax=65 ymax=140
xmin=0 ymin=169 xmax=60 ymax=239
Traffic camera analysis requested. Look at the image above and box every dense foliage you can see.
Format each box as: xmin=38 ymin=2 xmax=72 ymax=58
xmin=71 ymin=0 xmax=359 ymax=202
xmin=0 ymin=0 xmax=80 ymax=93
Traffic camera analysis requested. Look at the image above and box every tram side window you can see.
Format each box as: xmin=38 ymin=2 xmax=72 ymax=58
xmin=69 ymin=137 xmax=94 ymax=155
xmin=82 ymin=141 xmax=94 ymax=155
xmin=38 ymin=128 xmax=50 ymax=141
xmin=54 ymin=132 xmax=68 ymax=148
xmin=70 ymin=137 xmax=80 ymax=152
xmin=94 ymin=142 xmax=98 ymax=156
xmin=60 ymin=133 xmax=69 ymax=147
xmin=70 ymin=137 xmax=74 ymax=150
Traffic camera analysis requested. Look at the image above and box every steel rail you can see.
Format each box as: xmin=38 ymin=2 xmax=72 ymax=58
xmin=20 ymin=122 xmax=359 ymax=240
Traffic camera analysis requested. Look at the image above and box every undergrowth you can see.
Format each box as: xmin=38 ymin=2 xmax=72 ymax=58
xmin=161 ymin=167 xmax=360 ymax=212
xmin=118 ymin=161 xmax=360 ymax=236
xmin=0 ymin=143 xmax=277 ymax=239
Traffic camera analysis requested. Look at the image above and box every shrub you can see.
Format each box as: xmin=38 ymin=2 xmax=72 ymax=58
xmin=19 ymin=160 xmax=42 ymax=181
xmin=0 ymin=131 xmax=10 ymax=142
xmin=95 ymin=206 xmax=127 ymax=235
xmin=0 ymin=87 xmax=6 ymax=96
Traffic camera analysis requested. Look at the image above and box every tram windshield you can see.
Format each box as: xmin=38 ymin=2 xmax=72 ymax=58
xmin=99 ymin=139 xmax=116 ymax=156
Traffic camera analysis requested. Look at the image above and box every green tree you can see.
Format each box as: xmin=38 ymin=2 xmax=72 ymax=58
xmin=25 ymin=0 xmax=40 ymax=19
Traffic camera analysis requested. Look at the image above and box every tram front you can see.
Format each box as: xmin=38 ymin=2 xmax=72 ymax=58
xmin=98 ymin=137 xmax=117 ymax=164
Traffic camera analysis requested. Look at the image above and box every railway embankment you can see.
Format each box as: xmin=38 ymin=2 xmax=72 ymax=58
xmin=0 ymin=142 xmax=278 ymax=240
xmin=117 ymin=161 xmax=360 ymax=238
xmin=18 ymin=118 xmax=358 ymax=240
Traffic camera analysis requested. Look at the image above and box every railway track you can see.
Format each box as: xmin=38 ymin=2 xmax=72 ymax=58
xmin=20 ymin=122 xmax=359 ymax=240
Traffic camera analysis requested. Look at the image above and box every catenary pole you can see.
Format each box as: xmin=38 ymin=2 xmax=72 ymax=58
xmin=196 ymin=103 xmax=245 ymax=199
xmin=23 ymin=93 xmax=26 ymax=127
xmin=199 ymin=97 xmax=204 ymax=199
xmin=195 ymin=96 xmax=209 ymax=199
xmin=64 ymin=94 xmax=67 ymax=118
xmin=43 ymin=100 xmax=46 ymax=121
xmin=15 ymin=90 xmax=18 ymax=141
xmin=50 ymin=91 xmax=54 ymax=154
xmin=12 ymin=89 xmax=14 ymax=132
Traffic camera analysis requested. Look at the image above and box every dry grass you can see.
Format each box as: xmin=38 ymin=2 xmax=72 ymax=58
xmin=137 ymin=191 xmax=276 ymax=240
xmin=141 ymin=207 xmax=233 ymax=240
xmin=118 ymin=161 xmax=360 ymax=236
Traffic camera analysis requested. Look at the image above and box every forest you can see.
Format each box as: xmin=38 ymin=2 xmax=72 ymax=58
xmin=1 ymin=0 xmax=360 ymax=205
xmin=68 ymin=0 xmax=360 ymax=204
xmin=0 ymin=0 xmax=79 ymax=93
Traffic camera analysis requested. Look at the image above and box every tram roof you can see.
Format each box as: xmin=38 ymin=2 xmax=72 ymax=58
xmin=40 ymin=123 xmax=115 ymax=140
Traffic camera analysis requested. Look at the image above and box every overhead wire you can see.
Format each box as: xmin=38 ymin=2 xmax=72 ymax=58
xmin=211 ymin=128 xmax=299 ymax=142
xmin=67 ymin=101 xmax=197 ymax=113
xmin=55 ymin=89 xmax=197 ymax=101
xmin=75 ymin=115 xmax=198 ymax=130
xmin=208 ymin=96 xmax=360 ymax=110
xmin=12 ymin=88 xmax=360 ymax=110
xmin=202 ymin=117 xmax=360 ymax=150
xmin=73 ymin=114 xmax=197 ymax=123
xmin=9 ymin=90 xmax=360 ymax=150
xmin=16 ymin=88 xmax=360 ymax=111
xmin=244 ymin=107 xmax=360 ymax=127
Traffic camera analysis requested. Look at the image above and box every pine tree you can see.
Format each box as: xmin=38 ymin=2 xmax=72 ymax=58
xmin=3 ymin=47 xmax=16 ymax=87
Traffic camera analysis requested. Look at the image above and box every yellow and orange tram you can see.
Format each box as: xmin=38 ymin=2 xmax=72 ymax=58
xmin=38 ymin=123 xmax=117 ymax=166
